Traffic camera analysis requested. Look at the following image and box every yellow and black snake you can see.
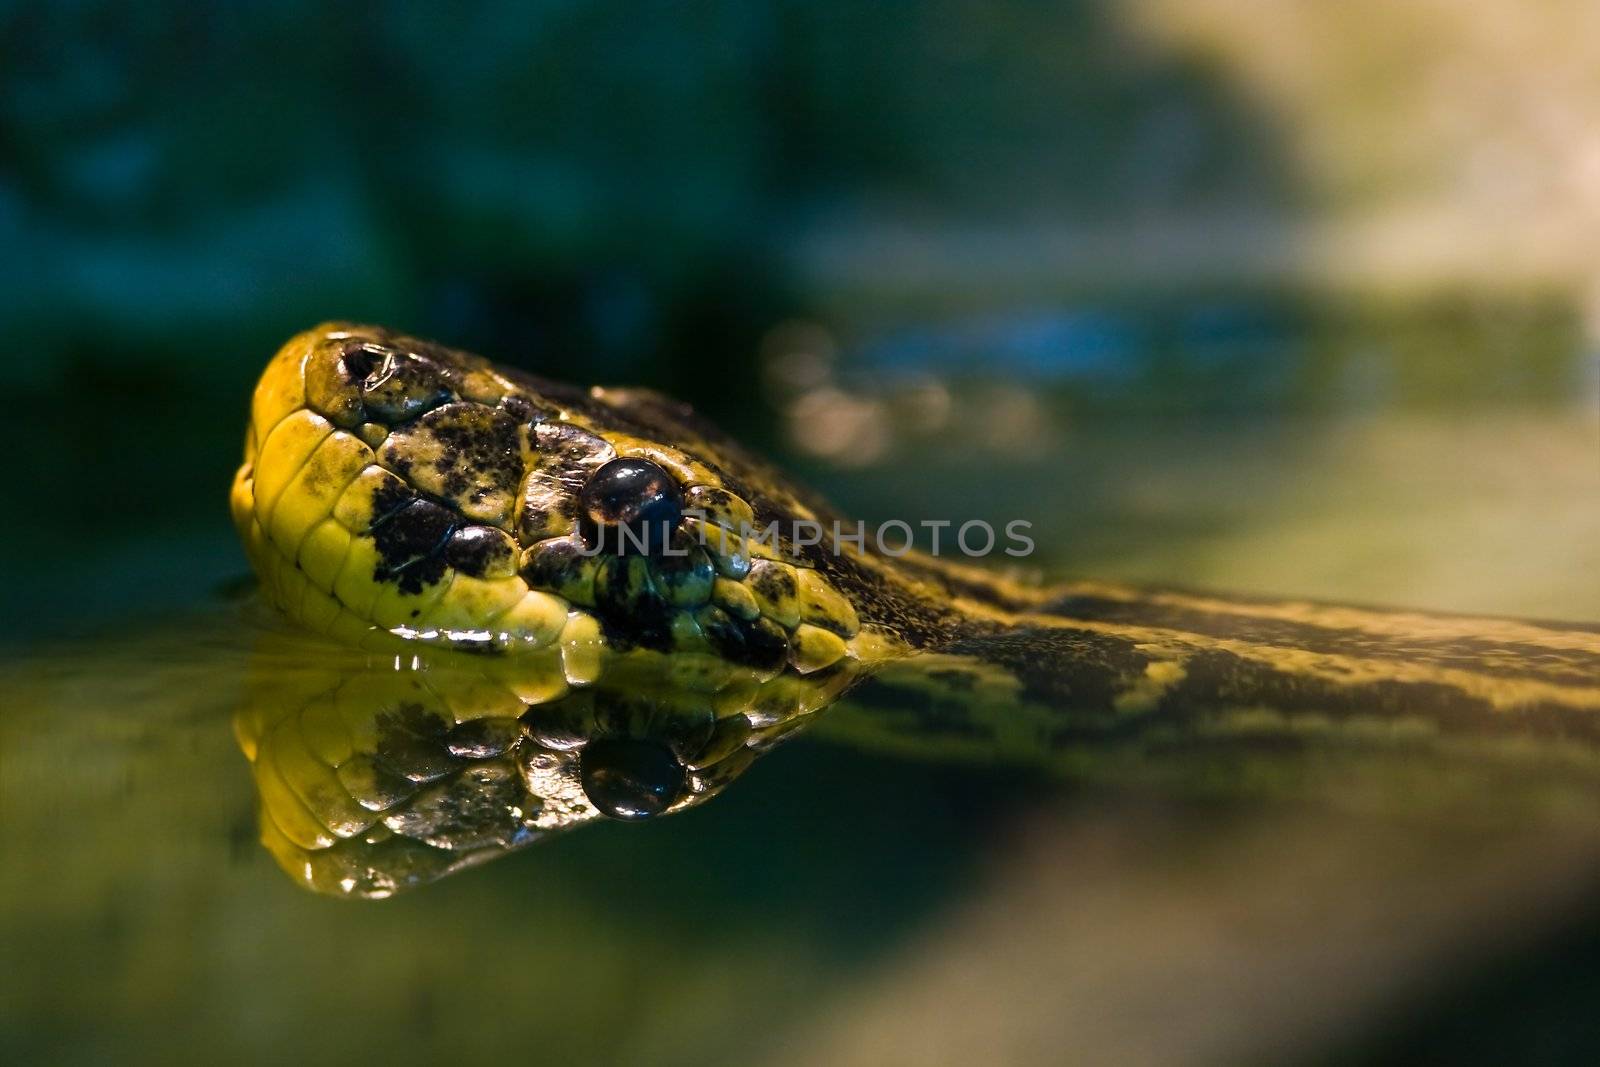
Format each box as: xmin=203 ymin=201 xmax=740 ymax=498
xmin=231 ymin=323 xmax=1600 ymax=896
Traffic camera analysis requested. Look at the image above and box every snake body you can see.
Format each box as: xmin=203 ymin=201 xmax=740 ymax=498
xmin=231 ymin=324 xmax=1600 ymax=895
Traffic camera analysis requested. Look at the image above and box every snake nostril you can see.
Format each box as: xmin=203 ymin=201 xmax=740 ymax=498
xmin=581 ymin=458 xmax=683 ymax=553
xmin=579 ymin=739 xmax=686 ymax=820
xmin=339 ymin=343 xmax=380 ymax=382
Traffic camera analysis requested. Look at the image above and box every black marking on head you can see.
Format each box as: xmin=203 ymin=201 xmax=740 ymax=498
xmin=425 ymin=406 xmax=522 ymax=499
xmin=521 ymin=537 xmax=590 ymax=596
xmin=371 ymin=496 xmax=457 ymax=594
xmin=498 ymin=394 xmax=538 ymax=424
xmin=594 ymin=555 xmax=677 ymax=652
xmin=377 ymin=403 xmax=525 ymax=528
xmin=533 ymin=422 xmax=616 ymax=476
xmin=369 ymin=481 xmax=417 ymax=528
xmin=443 ymin=525 xmax=513 ymax=579
xmin=748 ymin=562 xmax=797 ymax=603
xmin=384 ymin=453 xmax=415 ymax=481
xmin=651 ymin=535 xmax=714 ymax=604
xmin=518 ymin=468 xmax=583 ymax=544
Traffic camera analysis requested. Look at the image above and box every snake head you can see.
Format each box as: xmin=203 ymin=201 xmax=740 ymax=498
xmin=233 ymin=322 xmax=878 ymax=693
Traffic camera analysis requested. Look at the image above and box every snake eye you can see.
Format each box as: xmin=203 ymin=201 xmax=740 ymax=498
xmin=581 ymin=458 xmax=683 ymax=553
xmin=579 ymin=739 xmax=686 ymax=820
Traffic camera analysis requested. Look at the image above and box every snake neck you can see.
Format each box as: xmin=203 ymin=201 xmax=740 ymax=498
xmin=847 ymin=549 xmax=1600 ymax=740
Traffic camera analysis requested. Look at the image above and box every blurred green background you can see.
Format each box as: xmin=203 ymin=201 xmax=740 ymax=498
xmin=3 ymin=2 xmax=1600 ymax=1064
xmin=5 ymin=0 xmax=1594 ymax=637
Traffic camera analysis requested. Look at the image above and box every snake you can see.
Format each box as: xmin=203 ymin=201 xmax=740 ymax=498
xmin=231 ymin=323 xmax=1600 ymax=896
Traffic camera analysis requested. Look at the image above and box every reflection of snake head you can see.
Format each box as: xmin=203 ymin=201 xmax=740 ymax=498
xmin=230 ymin=322 xmax=938 ymax=684
xmin=236 ymin=634 xmax=856 ymax=898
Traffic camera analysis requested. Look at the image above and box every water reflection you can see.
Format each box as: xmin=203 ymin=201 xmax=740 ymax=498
xmin=237 ymin=572 xmax=1600 ymax=902
xmin=235 ymin=632 xmax=857 ymax=897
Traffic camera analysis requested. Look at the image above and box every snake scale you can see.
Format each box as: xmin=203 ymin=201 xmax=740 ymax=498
xmin=230 ymin=323 xmax=1600 ymax=896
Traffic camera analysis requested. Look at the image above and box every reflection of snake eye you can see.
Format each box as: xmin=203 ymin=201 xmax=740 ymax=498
xmin=579 ymin=738 xmax=686 ymax=820
xmin=581 ymin=458 xmax=683 ymax=551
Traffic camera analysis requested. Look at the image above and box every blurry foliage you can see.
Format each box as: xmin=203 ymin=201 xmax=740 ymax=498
xmin=832 ymin=287 xmax=1584 ymax=417
xmin=1 ymin=1 xmax=1284 ymax=403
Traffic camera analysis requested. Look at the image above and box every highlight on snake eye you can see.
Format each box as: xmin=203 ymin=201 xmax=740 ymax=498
xmin=6 ymin=4 xmax=1600 ymax=1065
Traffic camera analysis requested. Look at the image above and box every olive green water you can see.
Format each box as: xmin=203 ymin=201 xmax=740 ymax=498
xmin=4 ymin=366 xmax=1597 ymax=1064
